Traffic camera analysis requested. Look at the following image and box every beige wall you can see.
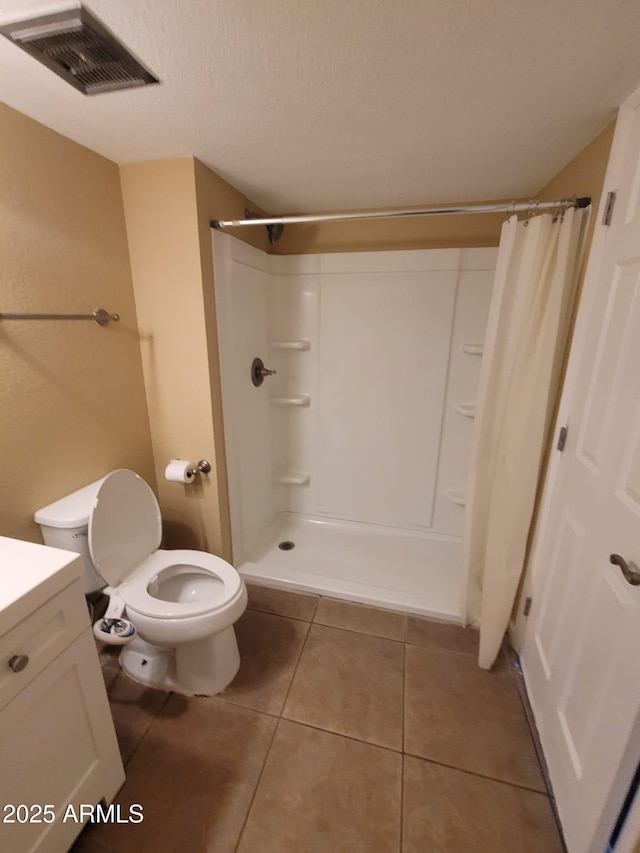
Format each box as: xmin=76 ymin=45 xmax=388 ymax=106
xmin=537 ymin=121 xmax=615 ymax=407
xmin=535 ymin=122 xmax=615 ymax=432
xmin=120 ymin=157 xmax=268 ymax=560
xmin=538 ymin=121 xmax=615 ymax=296
xmin=0 ymin=103 xmax=155 ymax=543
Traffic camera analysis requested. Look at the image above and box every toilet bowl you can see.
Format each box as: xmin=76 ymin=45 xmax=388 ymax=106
xmin=35 ymin=469 xmax=247 ymax=696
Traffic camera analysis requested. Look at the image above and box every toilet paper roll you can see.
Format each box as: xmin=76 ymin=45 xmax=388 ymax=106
xmin=165 ymin=459 xmax=196 ymax=483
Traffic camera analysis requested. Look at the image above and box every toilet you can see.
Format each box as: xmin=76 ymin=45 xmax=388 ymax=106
xmin=34 ymin=469 xmax=247 ymax=696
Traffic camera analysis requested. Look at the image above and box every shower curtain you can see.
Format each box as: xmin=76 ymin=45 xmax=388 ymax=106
xmin=463 ymin=207 xmax=587 ymax=670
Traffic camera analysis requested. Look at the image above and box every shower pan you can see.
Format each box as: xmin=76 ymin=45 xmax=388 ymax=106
xmin=213 ymin=232 xmax=497 ymax=620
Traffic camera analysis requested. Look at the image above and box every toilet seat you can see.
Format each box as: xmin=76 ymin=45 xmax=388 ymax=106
xmin=119 ymin=549 xmax=243 ymax=620
xmin=89 ymin=469 xmax=162 ymax=588
xmin=88 ymin=470 xmax=242 ymax=620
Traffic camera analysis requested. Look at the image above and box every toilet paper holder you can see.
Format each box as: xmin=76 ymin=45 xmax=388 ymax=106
xmin=189 ymin=459 xmax=212 ymax=477
xmin=164 ymin=458 xmax=212 ymax=484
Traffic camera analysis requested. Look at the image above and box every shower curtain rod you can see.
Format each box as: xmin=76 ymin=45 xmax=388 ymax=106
xmin=211 ymin=196 xmax=591 ymax=244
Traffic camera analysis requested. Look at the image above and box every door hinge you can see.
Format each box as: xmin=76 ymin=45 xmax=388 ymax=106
xmin=523 ymin=596 xmax=533 ymax=617
xmin=602 ymin=191 xmax=616 ymax=226
xmin=557 ymin=425 xmax=568 ymax=452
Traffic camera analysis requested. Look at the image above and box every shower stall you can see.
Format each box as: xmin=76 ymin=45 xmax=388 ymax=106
xmin=213 ymin=231 xmax=496 ymax=620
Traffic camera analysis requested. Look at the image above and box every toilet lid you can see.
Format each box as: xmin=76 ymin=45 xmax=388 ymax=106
xmin=89 ymin=469 xmax=162 ymax=587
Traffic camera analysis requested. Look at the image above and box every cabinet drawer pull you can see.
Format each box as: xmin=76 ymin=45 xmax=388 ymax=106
xmin=8 ymin=654 xmax=30 ymax=673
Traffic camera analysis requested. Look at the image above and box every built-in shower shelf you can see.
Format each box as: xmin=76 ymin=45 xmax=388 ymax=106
xmin=444 ymin=489 xmax=467 ymax=507
xmin=271 ymin=394 xmax=311 ymax=407
xmin=462 ymin=343 xmax=484 ymax=356
xmin=454 ymin=403 xmax=476 ymax=419
xmin=269 ymin=339 xmax=311 ymax=350
xmin=274 ymin=472 xmax=311 ymax=485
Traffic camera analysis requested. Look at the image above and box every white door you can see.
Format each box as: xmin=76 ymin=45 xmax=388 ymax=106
xmin=521 ymin=87 xmax=640 ymax=853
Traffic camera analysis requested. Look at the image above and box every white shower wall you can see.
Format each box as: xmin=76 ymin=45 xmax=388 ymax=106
xmin=213 ymin=232 xmax=496 ymax=617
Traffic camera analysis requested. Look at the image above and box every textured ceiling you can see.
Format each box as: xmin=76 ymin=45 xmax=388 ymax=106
xmin=1 ymin=0 xmax=640 ymax=213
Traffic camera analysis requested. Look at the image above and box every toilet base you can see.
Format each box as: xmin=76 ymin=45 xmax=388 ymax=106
xmin=120 ymin=637 xmax=172 ymax=690
xmin=120 ymin=627 xmax=241 ymax=696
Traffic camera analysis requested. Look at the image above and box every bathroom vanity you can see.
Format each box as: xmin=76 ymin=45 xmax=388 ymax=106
xmin=0 ymin=536 xmax=124 ymax=852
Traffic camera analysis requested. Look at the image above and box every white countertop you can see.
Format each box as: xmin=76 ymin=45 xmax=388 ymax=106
xmin=0 ymin=536 xmax=83 ymax=635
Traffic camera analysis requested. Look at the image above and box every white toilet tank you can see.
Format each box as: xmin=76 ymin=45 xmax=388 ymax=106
xmin=35 ymin=478 xmax=106 ymax=593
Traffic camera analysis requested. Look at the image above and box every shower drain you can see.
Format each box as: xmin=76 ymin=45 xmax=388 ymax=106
xmin=278 ymin=541 xmax=295 ymax=551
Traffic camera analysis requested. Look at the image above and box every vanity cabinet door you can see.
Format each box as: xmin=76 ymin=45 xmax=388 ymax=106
xmin=0 ymin=629 xmax=125 ymax=853
xmin=0 ymin=579 xmax=88 ymax=710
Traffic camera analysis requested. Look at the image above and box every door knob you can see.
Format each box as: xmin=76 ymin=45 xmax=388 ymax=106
xmin=610 ymin=554 xmax=640 ymax=586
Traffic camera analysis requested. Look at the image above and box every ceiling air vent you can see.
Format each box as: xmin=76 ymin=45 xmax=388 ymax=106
xmin=0 ymin=6 xmax=159 ymax=95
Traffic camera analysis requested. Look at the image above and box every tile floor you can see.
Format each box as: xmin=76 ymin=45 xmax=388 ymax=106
xmin=73 ymin=586 xmax=565 ymax=853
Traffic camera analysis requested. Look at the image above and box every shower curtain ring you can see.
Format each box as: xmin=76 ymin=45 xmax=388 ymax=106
xmin=523 ymin=199 xmax=538 ymax=226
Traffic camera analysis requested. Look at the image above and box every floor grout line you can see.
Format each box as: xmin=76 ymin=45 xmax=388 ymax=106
xmin=314 ymin=596 xmax=409 ymax=620
xmin=301 ymin=620 xmax=406 ymax=645
xmin=248 ymin=601 xmax=480 ymax=652
xmin=312 ymin=618 xmax=406 ymax=643
xmin=233 ymin=715 xmax=282 ymax=852
xmin=278 ymin=617 xmax=313 ymax=716
xmin=278 ymin=715 xmax=404 ymax=754
xmin=249 ymin=603 xmax=480 ymax=654
xmin=247 ymin=602 xmax=409 ymax=644
xmin=309 ymin=595 xmax=320 ymax=621
xmin=402 ymin=750 xmax=551 ymax=796
xmin=207 ymin=694 xmax=281 ymax=720
xmin=403 ymin=639 xmax=478 ymax=657
xmin=248 ymin=586 xmax=474 ymax=631
xmin=245 ymin=604 xmax=314 ymax=624
xmin=402 ymin=642 xmax=407 ymax=754
xmin=108 ymin=672 xmax=173 ymax=769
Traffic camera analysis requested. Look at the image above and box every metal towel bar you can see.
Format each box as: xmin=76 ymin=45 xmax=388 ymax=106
xmin=0 ymin=308 xmax=119 ymax=327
